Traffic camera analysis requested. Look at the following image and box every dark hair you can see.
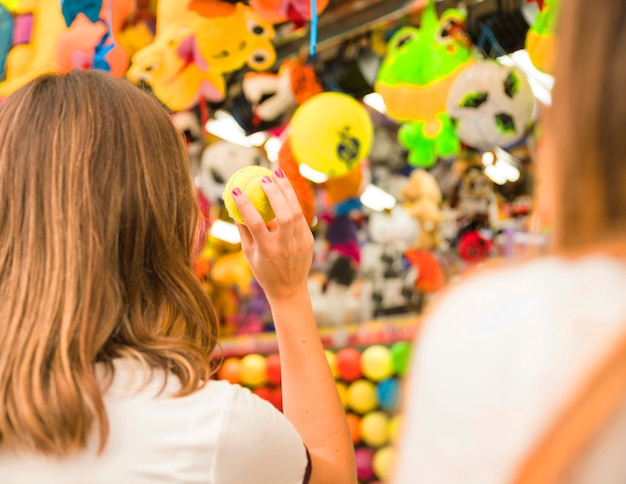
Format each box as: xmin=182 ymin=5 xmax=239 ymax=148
xmin=0 ymin=70 xmax=218 ymax=456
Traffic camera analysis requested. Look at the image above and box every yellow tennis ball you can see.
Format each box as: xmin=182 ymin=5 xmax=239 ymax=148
xmin=223 ymin=166 xmax=276 ymax=224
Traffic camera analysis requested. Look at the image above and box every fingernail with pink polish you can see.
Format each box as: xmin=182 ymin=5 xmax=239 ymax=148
xmin=274 ymin=168 xmax=285 ymax=179
xmin=232 ymin=187 xmax=242 ymax=196
xmin=262 ymin=176 xmax=272 ymax=184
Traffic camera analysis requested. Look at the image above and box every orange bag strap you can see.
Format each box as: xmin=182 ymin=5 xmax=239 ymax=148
xmin=514 ymin=329 xmax=626 ymax=484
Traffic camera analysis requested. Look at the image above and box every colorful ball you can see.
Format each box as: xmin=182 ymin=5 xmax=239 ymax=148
xmin=253 ymin=386 xmax=271 ymax=401
xmin=325 ymin=350 xmax=338 ymax=379
xmin=361 ymin=345 xmax=394 ymax=382
xmin=266 ymin=353 xmax=281 ymax=385
xmin=217 ymin=357 xmax=242 ymax=384
xmin=360 ymin=411 xmax=389 ymax=448
xmin=373 ymin=446 xmax=395 ymax=481
xmin=289 ymin=92 xmax=374 ymax=178
xmin=355 ymin=447 xmax=375 ymax=482
xmin=269 ymin=386 xmax=283 ymax=412
xmin=239 ymin=353 xmax=268 ymax=388
xmin=388 ymin=414 xmax=402 ymax=444
xmin=376 ymin=378 xmax=400 ymax=412
xmin=336 ymin=381 xmax=348 ymax=408
xmin=347 ymin=379 xmax=377 ymax=414
xmin=223 ymin=165 xmax=276 ymax=224
xmin=336 ymin=348 xmax=362 ymax=382
xmin=390 ymin=341 xmax=412 ymax=376
xmin=346 ymin=412 xmax=361 ymax=444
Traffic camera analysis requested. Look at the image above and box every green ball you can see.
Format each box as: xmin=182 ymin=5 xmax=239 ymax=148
xmin=390 ymin=341 xmax=412 ymax=376
xmin=223 ymin=166 xmax=276 ymax=224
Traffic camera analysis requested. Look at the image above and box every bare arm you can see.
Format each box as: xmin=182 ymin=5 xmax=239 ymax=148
xmin=232 ymin=169 xmax=357 ymax=484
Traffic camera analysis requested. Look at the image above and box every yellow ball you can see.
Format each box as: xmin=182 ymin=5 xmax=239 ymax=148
xmin=325 ymin=350 xmax=338 ymax=379
xmin=346 ymin=379 xmax=377 ymax=414
xmin=373 ymin=445 xmax=395 ymax=481
xmin=289 ymin=92 xmax=373 ymax=178
xmin=336 ymin=381 xmax=347 ymax=408
xmin=361 ymin=345 xmax=394 ymax=382
xmin=388 ymin=414 xmax=402 ymax=444
xmin=360 ymin=411 xmax=389 ymax=448
xmin=223 ymin=166 xmax=276 ymax=224
xmin=239 ymin=353 xmax=268 ymax=388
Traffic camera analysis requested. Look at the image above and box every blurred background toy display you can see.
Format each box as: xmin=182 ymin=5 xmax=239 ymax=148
xmin=0 ymin=1 xmax=555 ymax=479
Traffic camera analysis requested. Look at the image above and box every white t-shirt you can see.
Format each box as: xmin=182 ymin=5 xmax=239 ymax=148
xmin=393 ymin=254 xmax=626 ymax=484
xmin=0 ymin=360 xmax=310 ymax=484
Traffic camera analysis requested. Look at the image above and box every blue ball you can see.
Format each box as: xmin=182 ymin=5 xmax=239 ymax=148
xmin=376 ymin=378 xmax=400 ymax=412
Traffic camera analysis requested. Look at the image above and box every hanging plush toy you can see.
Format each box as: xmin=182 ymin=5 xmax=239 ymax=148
xmin=0 ymin=0 xmax=67 ymax=99
xmin=237 ymin=58 xmax=323 ymax=133
xmin=276 ymin=138 xmax=316 ymax=226
xmin=525 ymin=0 xmax=560 ymax=74
xmin=374 ymin=0 xmax=474 ymax=168
xmin=446 ymin=60 xmax=536 ymax=150
xmin=249 ymin=0 xmax=329 ymax=26
xmin=56 ymin=0 xmax=135 ymax=77
xmin=126 ymin=0 xmax=225 ymax=111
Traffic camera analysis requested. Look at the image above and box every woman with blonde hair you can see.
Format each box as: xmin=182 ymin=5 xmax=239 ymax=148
xmin=0 ymin=70 xmax=356 ymax=483
xmin=393 ymin=0 xmax=626 ymax=482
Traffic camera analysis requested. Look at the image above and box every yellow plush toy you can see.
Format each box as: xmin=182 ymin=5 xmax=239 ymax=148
xmin=400 ymin=169 xmax=445 ymax=251
xmin=0 ymin=0 xmax=66 ymax=99
xmin=127 ymin=1 xmax=276 ymax=112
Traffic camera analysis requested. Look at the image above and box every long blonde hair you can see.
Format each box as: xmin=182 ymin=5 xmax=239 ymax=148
xmin=0 ymin=71 xmax=218 ymax=456
xmin=549 ymin=0 xmax=626 ymax=249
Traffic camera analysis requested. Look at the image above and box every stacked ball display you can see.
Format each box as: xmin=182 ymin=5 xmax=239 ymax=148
xmin=215 ymin=340 xmax=412 ymax=483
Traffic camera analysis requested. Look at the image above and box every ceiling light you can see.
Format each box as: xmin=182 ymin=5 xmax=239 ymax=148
xmin=209 ymin=219 xmax=241 ymax=244
xmin=360 ymin=184 xmax=397 ymax=212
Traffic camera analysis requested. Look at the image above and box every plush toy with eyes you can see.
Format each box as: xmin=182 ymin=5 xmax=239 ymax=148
xmin=195 ymin=140 xmax=268 ymax=205
xmin=191 ymin=3 xmax=276 ymax=74
xmin=127 ymin=2 xmax=275 ymax=112
xmin=126 ymin=0 xmax=226 ymax=111
xmin=374 ymin=0 xmax=474 ymax=167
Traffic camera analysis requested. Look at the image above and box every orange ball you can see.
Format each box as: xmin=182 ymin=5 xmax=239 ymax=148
xmin=346 ymin=412 xmax=361 ymax=444
xmin=217 ymin=357 xmax=242 ymax=384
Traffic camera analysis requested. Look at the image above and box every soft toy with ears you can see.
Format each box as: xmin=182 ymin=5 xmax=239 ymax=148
xmin=400 ymin=169 xmax=445 ymax=251
xmin=239 ymin=58 xmax=322 ymax=133
xmin=191 ymin=3 xmax=276 ymax=74
xmin=126 ymin=0 xmax=225 ymax=111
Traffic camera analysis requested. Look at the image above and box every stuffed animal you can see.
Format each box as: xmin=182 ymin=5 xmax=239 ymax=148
xmin=249 ymin=0 xmax=329 ymax=26
xmin=56 ymin=0 xmax=134 ymax=77
xmin=276 ymin=138 xmax=316 ymax=226
xmin=374 ymin=0 xmax=474 ymax=167
xmin=241 ymin=58 xmax=323 ymax=127
xmin=449 ymin=165 xmax=497 ymax=227
xmin=0 ymin=0 xmax=67 ymax=99
xmin=172 ymin=110 xmax=205 ymax=178
xmin=126 ymin=0 xmax=226 ymax=111
xmin=400 ymin=169 xmax=445 ymax=251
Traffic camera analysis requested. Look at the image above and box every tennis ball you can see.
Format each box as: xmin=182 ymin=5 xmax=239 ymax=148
xmin=223 ymin=166 xmax=276 ymax=224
